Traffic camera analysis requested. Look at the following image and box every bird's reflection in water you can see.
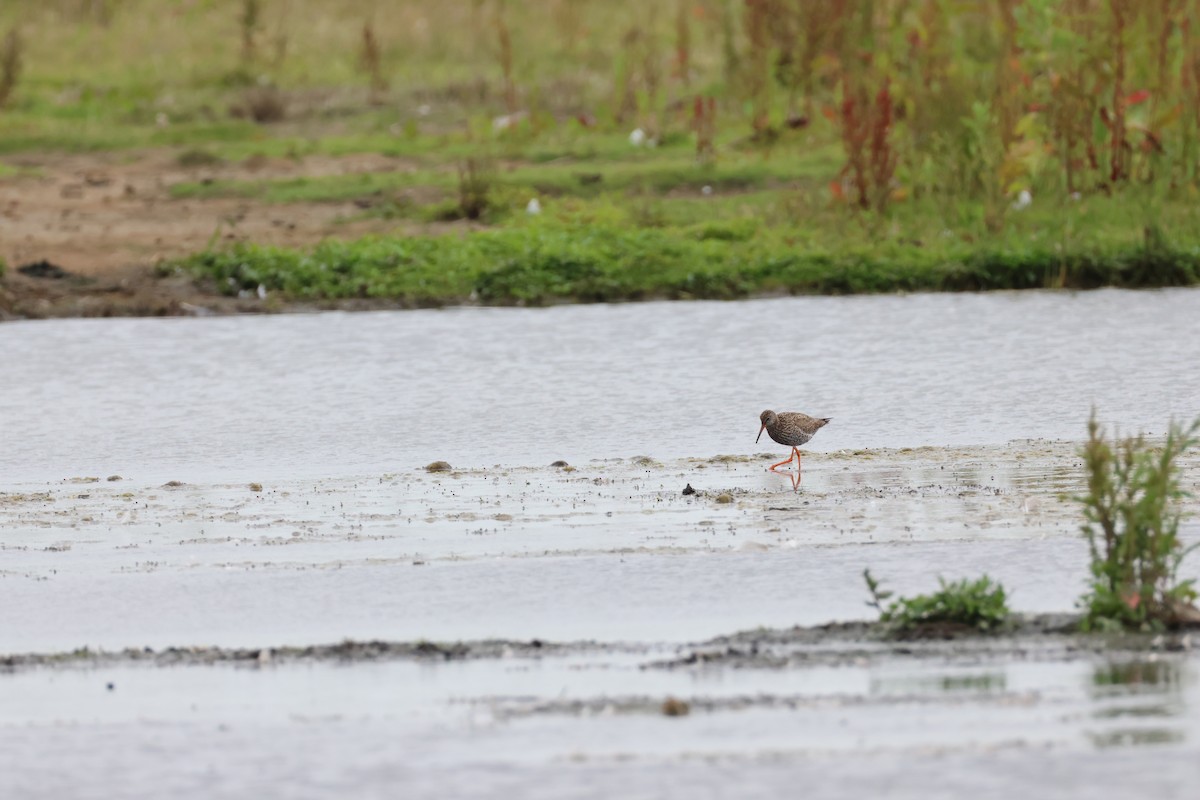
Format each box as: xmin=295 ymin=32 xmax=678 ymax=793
xmin=770 ymin=469 xmax=802 ymax=492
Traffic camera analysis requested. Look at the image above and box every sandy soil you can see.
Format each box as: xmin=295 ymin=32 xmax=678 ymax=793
xmin=0 ymin=149 xmax=432 ymax=319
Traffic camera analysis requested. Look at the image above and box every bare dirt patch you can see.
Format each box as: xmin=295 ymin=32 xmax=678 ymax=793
xmin=0 ymin=149 xmax=436 ymax=319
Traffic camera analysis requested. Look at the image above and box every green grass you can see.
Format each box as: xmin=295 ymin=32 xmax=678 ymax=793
xmin=163 ymin=152 xmax=1200 ymax=306
xmin=863 ymin=571 xmax=1011 ymax=635
xmin=166 ymin=140 xmax=836 ymax=202
xmin=154 ymin=125 xmax=1200 ymax=307
xmin=167 ymin=209 xmax=1200 ymax=305
xmin=9 ymin=1 xmax=1200 ymax=309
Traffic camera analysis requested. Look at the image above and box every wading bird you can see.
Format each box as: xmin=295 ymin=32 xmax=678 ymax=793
xmin=756 ymin=410 xmax=831 ymax=474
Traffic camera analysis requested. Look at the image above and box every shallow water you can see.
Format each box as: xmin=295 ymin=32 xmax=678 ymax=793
xmin=2 ymin=646 xmax=1198 ymax=799
xmin=5 ymin=441 xmax=1181 ymax=651
xmin=3 ymin=289 xmax=1200 ymax=482
xmin=4 ymin=290 xmax=1200 ymax=798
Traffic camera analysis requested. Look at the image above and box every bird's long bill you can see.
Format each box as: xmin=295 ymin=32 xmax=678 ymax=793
xmin=756 ymin=423 xmax=765 ymax=443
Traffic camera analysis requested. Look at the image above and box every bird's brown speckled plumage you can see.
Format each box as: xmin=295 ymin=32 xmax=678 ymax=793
xmin=757 ymin=409 xmax=830 ymax=477
xmin=758 ymin=410 xmax=830 ymax=447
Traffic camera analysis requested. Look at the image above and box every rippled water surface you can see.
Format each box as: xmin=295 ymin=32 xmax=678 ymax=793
xmin=3 ymin=288 xmax=1200 ymax=482
xmin=4 ymin=290 xmax=1200 ymax=799
xmin=3 ymin=644 xmax=1198 ymax=800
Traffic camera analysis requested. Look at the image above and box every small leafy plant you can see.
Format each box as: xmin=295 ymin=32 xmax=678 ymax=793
xmin=864 ymin=570 xmax=1010 ymax=634
xmin=1077 ymin=413 xmax=1200 ymax=631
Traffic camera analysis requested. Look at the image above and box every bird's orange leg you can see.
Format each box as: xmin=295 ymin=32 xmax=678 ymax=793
xmin=768 ymin=450 xmax=796 ymax=472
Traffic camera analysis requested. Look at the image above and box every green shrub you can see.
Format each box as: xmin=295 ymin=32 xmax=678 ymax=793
xmin=1077 ymin=413 xmax=1200 ymax=631
xmin=863 ymin=570 xmax=1010 ymax=634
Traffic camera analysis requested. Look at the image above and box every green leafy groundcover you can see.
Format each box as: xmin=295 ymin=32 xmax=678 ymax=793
xmin=171 ymin=224 xmax=1200 ymax=305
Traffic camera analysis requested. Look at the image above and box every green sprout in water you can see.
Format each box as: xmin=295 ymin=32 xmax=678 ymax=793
xmin=863 ymin=569 xmax=1010 ymax=634
xmin=1077 ymin=413 xmax=1200 ymax=632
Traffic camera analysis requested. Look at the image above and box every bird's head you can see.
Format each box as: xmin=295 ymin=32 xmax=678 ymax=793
xmin=756 ymin=409 xmax=777 ymax=443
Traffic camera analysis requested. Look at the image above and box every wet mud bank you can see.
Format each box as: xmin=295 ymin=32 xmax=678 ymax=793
xmin=2 ymin=612 xmax=1196 ymax=673
xmin=1 ymin=441 xmax=1197 ymax=650
xmin=0 ymin=636 xmax=578 ymax=671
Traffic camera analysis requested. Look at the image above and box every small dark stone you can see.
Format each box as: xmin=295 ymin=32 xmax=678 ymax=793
xmin=17 ymin=260 xmax=74 ymax=280
xmin=682 ymin=483 xmax=696 ymax=496
xmin=550 ymin=460 xmax=569 ymax=468
xmin=106 ymin=682 xmax=115 ymax=691
xmin=425 ymin=461 xmax=452 ymax=472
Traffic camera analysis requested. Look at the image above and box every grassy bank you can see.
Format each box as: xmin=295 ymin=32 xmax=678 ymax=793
xmin=8 ymin=2 xmax=1200 ymax=307
xmin=170 ymin=214 xmax=1200 ymax=306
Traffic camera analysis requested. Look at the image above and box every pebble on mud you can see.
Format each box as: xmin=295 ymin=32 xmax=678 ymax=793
xmin=661 ymin=697 xmax=690 ymax=717
xmin=106 ymin=475 xmax=123 ymax=482
xmin=249 ymin=483 xmax=263 ymax=492
xmin=425 ymin=461 xmax=452 ymax=472
xmin=550 ymin=460 xmax=569 ymax=467
xmin=715 ymin=492 xmax=734 ymax=504
xmin=17 ymin=260 xmax=74 ymax=280
xmin=682 ymin=483 xmax=696 ymax=496
xmin=162 ymin=480 xmax=185 ymax=488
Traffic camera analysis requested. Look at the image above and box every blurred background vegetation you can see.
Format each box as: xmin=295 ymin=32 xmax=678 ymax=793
xmin=4 ymin=0 xmax=1200 ymax=302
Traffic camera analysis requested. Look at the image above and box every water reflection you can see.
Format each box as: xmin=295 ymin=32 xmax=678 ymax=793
xmin=1086 ymin=658 xmax=1189 ymax=749
xmin=767 ymin=470 xmax=802 ymax=492
xmin=1088 ymin=728 xmax=1186 ymax=748
xmin=1092 ymin=659 xmax=1184 ymax=692
xmin=869 ymin=670 xmax=1008 ymax=696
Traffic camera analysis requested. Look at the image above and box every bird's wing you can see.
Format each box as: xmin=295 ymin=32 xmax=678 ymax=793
xmin=781 ymin=412 xmax=827 ymax=434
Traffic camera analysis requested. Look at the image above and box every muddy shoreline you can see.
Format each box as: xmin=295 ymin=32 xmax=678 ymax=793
xmin=3 ymin=613 xmax=1195 ymax=673
xmin=0 ymin=265 xmax=444 ymax=321
xmin=2 ymin=259 xmax=1193 ymax=323
xmin=3 ymin=442 xmax=1198 ymax=651
xmin=0 ymin=265 xmax=725 ymax=322
xmin=0 ymin=149 xmax=450 ymax=321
